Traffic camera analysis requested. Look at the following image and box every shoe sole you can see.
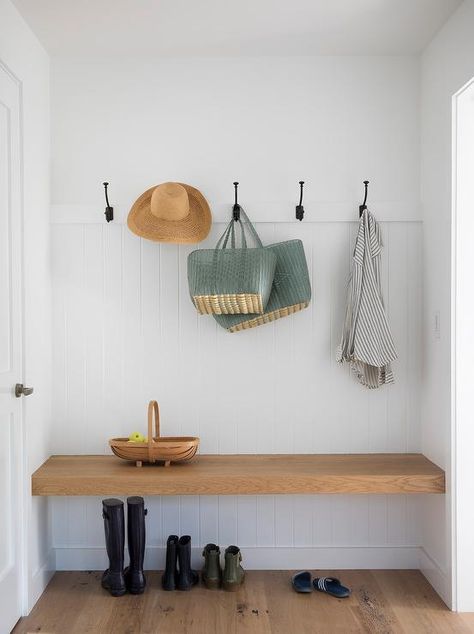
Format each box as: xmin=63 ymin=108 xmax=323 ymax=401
xmin=102 ymin=585 xmax=127 ymax=597
xmin=203 ymin=577 xmax=221 ymax=590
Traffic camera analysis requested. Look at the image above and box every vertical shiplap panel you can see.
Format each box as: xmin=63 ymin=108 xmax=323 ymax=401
xmin=285 ymin=223 xmax=314 ymax=453
xmin=141 ymin=239 xmax=161 ymax=408
xmin=199 ymin=497 xmax=219 ymax=547
xmin=51 ymin=220 xmax=423 ymax=560
xmin=161 ymin=497 xmax=180 ymax=547
xmin=327 ymin=223 xmax=353 ymax=453
xmin=158 ymin=244 xmax=180 ymax=434
xmin=309 ymin=223 xmax=333 ymax=453
xmin=122 ymin=232 xmax=145 ymax=433
xmin=51 ymin=226 xmax=70 ymax=454
xmin=66 ymin=497 xmax=88 ymax=547
xmin=237 ymin=496 xmax=257 ymax=547
xmin=312 ymin=496 xmax=334 ymax=546
xmin=387 ymin=496 xmax=407 ymax=546
xmin=102 ymin=225 xmax=124 ymax=445
xmin=218 ymin=496 xmax=238 ymax=547
xmin=179 ymin=496 xmax=200 ymax=540
xmin=293 ymin=495 xmax=314 ymax=547
xmin=406 ymin=223 xmax=423 ymax=451
xmin=368 ymin=496 xmax=388 ymax=545
xmin=387 ymin=224 xmax=409 ymax=451
xmin=63 ymin=225 xmax=86 ymax=453
xmin=274 ymin=496 xmax=294 ymax=547
xmin=85 ymin=497 xmax=104 ymax=548
xmin=256 ymin=496 xmax=275 ymax=546
xmin=51 ymin=497 xmax=68 ymax=547
xmin=83 ymin=226 xmax=105 ymax=453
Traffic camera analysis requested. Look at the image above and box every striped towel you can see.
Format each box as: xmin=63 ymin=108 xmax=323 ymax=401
xmin=337 ymin=209 xmax=397 ymax=389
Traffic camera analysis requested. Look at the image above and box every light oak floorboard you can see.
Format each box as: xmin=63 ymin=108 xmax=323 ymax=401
xmin=14 ymin=571 xmax=474 ymax=634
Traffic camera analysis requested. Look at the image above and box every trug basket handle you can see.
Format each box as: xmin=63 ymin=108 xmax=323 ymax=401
xmin=147 ymin=400 xmax=160 ymax=463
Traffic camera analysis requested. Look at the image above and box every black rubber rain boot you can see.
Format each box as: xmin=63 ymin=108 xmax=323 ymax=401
xmin=162 ymin=535 xmax=179 ymax=591
xmin=124 ymin=496 xmax=147 ymax=594
xmin=101 ymin=498 xmax=126 ymax=597
xmin=177 ymin=535 xmax=199 ymax=591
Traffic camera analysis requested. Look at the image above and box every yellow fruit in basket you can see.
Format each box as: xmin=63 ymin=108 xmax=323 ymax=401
xmin=129 ymin=431 xmax=144 ymax=442
xmin=143 ymin=437 xmax=148 ymax=443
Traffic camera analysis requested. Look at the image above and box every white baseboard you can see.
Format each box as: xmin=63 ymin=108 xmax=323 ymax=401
xmin=55 ymin=545 xmax=421 ymax=572
xmin=27 ymin=549 xmax=55 ymax=614
xmin=419 ymin=547 xmax=451 ymax=609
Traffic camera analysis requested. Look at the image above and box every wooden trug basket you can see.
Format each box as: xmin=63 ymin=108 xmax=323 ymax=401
xmin=109 ymin=400 xmax=199 ymax=467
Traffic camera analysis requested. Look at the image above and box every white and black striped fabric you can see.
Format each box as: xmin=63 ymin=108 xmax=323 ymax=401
xmin=337 ymin=209 xmax=397 ymax=389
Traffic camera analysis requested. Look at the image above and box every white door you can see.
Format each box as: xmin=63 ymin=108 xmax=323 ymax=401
xmin=0 ymin=63 xmax=24 ymax=633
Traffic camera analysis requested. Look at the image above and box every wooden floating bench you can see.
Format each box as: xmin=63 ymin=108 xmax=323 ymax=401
xmin=32 ymin=454 xmax=445 ymax=496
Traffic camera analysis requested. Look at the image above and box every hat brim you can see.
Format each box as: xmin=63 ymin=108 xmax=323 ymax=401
xmin=127 ymin=183 xmax=212 ymax=244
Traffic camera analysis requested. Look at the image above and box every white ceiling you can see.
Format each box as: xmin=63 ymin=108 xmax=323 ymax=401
xmin=12 ymin=0 xmax=462 ymax=57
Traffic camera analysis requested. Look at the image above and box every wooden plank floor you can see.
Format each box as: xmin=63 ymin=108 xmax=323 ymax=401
xmin=32 ymin=454 xmax=446 ymax=496
xmin=14 ymin=571 xmax=474 ymax=634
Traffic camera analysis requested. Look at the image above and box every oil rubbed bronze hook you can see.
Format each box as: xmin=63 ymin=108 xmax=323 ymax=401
xmin=359 ymin=180 xmax=369 ymax=217
xmin=232 ymin=181 xmax=241 ymax=221
xmin=103 ymin=182 xmax=114 ymax=222
xmin=296 ymin=181 xmax=305 ymax=221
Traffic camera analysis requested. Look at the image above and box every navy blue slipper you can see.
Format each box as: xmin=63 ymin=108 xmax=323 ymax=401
xmin=292 ymin=571 xmax=312 ymax=593
xmin=313 ymin=577 xmax=351 ymax=598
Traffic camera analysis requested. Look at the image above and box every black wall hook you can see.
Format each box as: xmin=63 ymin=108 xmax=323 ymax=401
xmin=359 ymin=180 xmax=369 ymax=217
xmin=296 ymin=181 xmax=305 ymax=221
xmin=232 ymin=181 xmax=241 ymax=221
xmin=103 ymin=182 xmax=114 ymax=222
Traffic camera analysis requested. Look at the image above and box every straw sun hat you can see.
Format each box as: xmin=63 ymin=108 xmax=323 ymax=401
xmin=127 ymin=182 xmax=212 ymax=243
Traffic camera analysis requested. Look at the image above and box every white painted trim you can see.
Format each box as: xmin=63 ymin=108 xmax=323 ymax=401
xmin=27 ymin=551 xmax=55 ymax=614
xmin=55 ymin=545 xmax=421 ymax=572
xmin=451 ymin=75 xmax=474 ymax=613
xmin=50 ymin=202 xmax=422 ymax=225
xmin=419 ymin=547 xmax=450 ymax=609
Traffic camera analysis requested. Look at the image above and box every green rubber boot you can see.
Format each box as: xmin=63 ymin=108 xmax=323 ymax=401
xmin=202 ymin=543 xmax=222 ymax=589
xmin=223 ymin=545 xmax=245 ymax=592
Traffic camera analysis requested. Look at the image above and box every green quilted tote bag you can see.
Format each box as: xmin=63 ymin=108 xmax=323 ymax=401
xmin=188 ymin=209 xmax=277 ymax=315
xmin=213 ymin=239 xmax=311 ymax=332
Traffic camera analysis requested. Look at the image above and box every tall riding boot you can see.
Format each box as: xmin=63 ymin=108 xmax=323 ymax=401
xmin=124 ymin=496 xmax=147 ymax=594
xmin=177 ymin=535 xmax=199 ymax=591
xmin=101 ymin=498 xmax=126 ymax=597
xmin=162 ymin=535 xmax=179 ymax=591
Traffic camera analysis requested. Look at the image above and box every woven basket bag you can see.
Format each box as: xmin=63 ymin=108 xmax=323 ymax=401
xmin=187 ymin=209 xmax=277 ymax=315
xmin=213 ymin=239 xmax=311 ymax=332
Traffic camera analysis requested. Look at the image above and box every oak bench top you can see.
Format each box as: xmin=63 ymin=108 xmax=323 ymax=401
xmin=31 ymin=453 xmax=445 ymax=496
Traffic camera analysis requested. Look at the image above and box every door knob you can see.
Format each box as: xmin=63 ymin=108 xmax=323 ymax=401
xmin=15 ymin=383 xmax=34 ymax=397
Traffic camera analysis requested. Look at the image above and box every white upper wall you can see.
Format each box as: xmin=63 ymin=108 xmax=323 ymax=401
xmin=51 ymin=56 xmax=420 ymax=223
xmin=13 ymin=0 xmax=461 ymax=57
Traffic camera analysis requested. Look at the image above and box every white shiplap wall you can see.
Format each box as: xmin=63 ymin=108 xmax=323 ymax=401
xmin=51 ymin=217 xmax=423 ymax=569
